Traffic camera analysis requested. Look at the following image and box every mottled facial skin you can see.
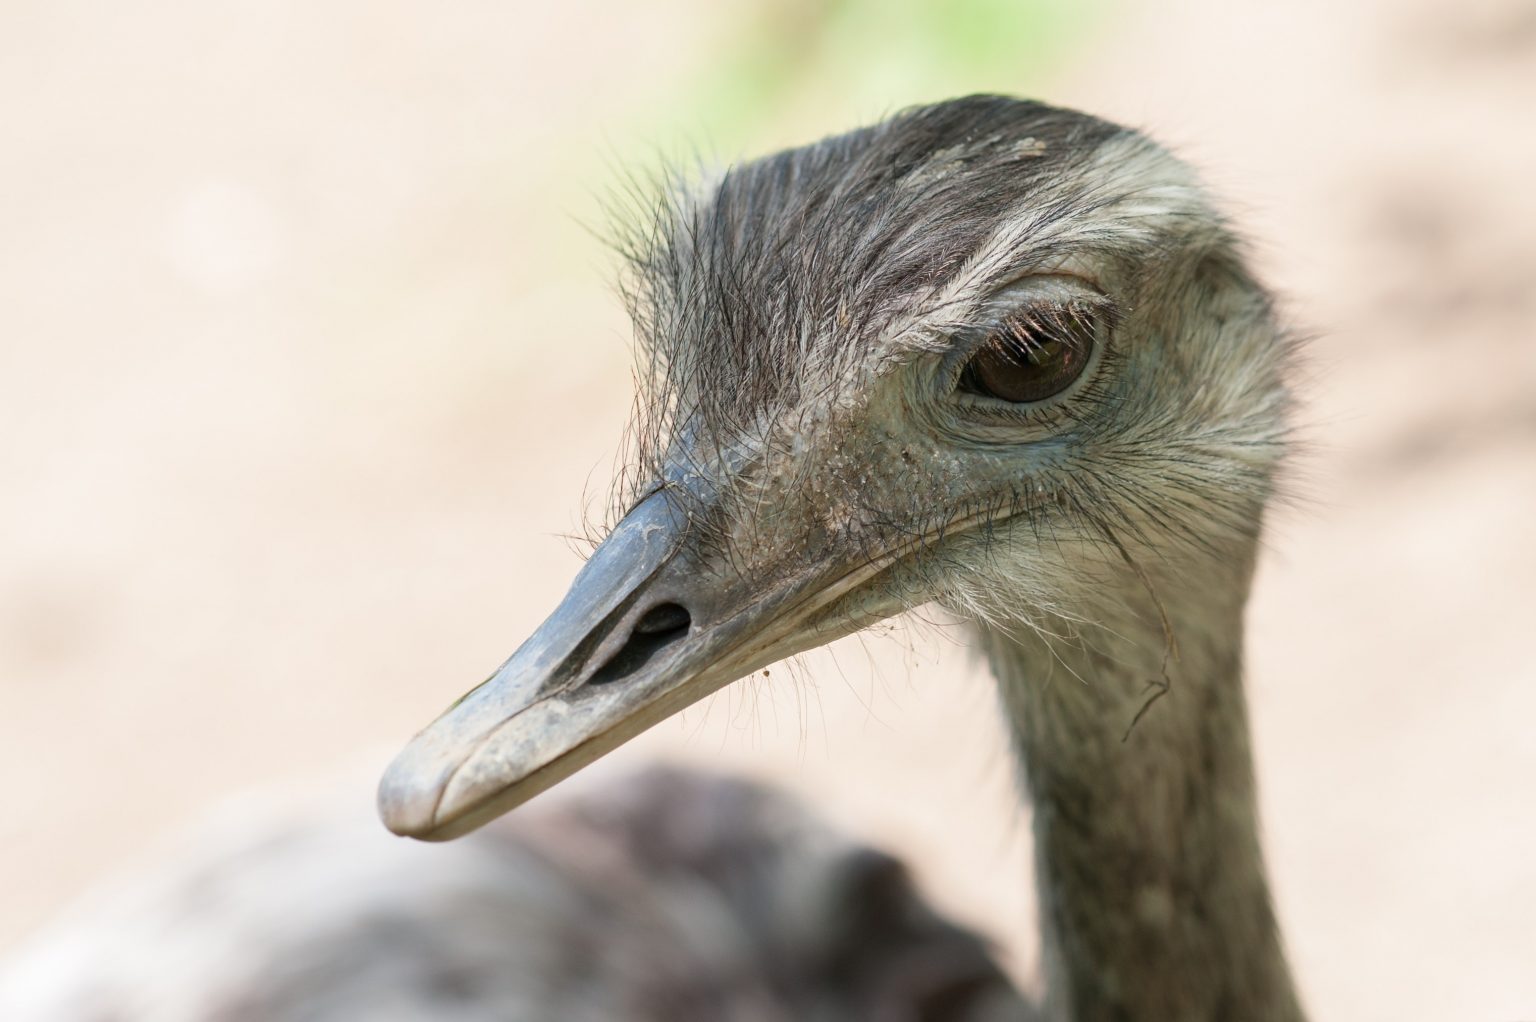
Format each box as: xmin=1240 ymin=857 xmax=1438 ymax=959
xmin=378 ymin=96 xmax=1290 ymax=842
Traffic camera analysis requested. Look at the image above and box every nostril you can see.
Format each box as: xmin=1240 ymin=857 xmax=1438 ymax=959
xmin=633 ymin=602 xmax=690 ymax=637
xmin=587 ymin=603 xmax=691 ymax=686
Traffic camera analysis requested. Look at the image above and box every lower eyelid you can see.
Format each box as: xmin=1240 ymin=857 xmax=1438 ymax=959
xmin=952 ymin=391 xmax=1063 ymax=422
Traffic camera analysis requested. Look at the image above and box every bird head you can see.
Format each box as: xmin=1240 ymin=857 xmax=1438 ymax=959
xmin=379 ymin=96 xmax=1290 ymax=840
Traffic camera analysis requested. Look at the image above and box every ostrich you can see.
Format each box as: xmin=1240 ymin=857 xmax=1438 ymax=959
xmin=379 ymin=95 xmax=1307 ymax=1020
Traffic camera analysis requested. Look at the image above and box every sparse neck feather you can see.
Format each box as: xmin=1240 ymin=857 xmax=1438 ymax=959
xmin=979 ymin=552 xmax=1305 ymax=1022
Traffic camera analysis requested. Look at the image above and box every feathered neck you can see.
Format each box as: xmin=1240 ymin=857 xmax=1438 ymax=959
xmin=979 ymin=552 xmax=1305 ymax=1021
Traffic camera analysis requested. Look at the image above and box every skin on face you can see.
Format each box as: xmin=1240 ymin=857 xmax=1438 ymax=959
xmin=377 ymin=96 xmax=1289 ymax=843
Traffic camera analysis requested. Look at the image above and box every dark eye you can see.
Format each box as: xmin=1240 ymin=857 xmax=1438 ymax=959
xmin=958 ymin=310 xmax=1095 ymax=403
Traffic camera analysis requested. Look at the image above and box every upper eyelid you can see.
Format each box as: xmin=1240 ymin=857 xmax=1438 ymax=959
xmin=969 ymin=263 xmax=1101 ymax=292
xmin=885 ymin=272 xmax=1111 ymax=364
xmin=973 ymin=270 xmax=1111 ymax=312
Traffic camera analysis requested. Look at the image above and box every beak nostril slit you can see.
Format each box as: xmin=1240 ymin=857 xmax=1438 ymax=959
xmin=587 ymin=603 xmax=691 ymax=686
xmin=633 ymin=602 xmax=691 ymax=636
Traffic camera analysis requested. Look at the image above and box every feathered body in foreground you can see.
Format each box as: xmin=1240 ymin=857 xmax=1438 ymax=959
xmin=381 ymin=96 xmax=1305 ymax=1020
xmin=0 ymin=767 xmax=1026 ymax=1021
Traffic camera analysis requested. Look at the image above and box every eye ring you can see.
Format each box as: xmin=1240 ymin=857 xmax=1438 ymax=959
xmin=957 ymin=307 xmax=1096 ymax=404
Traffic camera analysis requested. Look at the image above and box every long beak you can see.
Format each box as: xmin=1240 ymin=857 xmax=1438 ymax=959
xmin=378 ymin=486 xmax=896 ymax=841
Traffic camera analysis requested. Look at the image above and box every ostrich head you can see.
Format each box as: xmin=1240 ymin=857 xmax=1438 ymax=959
xmin=379 ymin=95 xmax=1290 ymax=842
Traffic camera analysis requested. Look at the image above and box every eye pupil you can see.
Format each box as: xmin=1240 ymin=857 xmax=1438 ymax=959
xmin=961 ymin=314 xmax=1092 ymax=404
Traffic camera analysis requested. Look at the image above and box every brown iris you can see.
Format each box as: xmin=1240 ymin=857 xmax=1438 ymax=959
xmin=958 ymin=311 xmax=1094 ymax=403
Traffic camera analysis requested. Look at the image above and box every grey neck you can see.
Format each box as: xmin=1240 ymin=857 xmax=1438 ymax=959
xmin=979 ymin=559 xmax=1305 ymax=1022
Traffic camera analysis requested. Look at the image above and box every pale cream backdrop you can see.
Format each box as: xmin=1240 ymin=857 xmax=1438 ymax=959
xmin=2 ymin=1 xmax=1534 ymax=1020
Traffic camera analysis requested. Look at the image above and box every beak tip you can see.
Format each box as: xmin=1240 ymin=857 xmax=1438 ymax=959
xmin=376 ymin=725 xmax=519 ymax=842
xmin=376 ymin=745 xmax=449 ymax=841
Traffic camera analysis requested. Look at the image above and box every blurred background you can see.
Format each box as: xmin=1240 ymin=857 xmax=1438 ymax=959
xmin=2 ymin=0 xmax=1534 ymax=1018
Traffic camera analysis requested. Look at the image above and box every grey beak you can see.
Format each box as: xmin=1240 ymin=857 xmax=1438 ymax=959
xmin=378 ymin=489 xmax=693 ymax=839
xmin=377 ymin=482 xmax=874 ymax=841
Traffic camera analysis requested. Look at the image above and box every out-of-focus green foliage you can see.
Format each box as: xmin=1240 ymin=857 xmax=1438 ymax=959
xmin=656 ymin=0 xmax=1110 ymax=155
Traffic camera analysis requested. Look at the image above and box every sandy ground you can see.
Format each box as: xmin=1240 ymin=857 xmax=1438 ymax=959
xmin=2 ymin=1 xmax=1533 ymax=1019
